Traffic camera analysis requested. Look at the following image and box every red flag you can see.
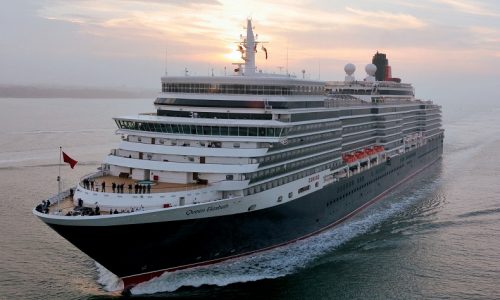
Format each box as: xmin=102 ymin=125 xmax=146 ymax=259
xmin=62 ymin=151 xmax=78 ymax=169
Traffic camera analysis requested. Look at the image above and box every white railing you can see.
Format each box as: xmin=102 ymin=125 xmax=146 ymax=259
xmin=36 ymin=187 xmax=76 ymax=214
xmin=80 ymin=170 xmax=108 ymax=182
xmin=46 ymin=187 xmax=74 ymax=204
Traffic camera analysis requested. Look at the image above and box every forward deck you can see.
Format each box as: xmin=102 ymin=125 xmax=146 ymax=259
xmin=47 ymin=196 xmax=112 ymax=216
xmin=67 ymin=171 xmax=221 ymax=212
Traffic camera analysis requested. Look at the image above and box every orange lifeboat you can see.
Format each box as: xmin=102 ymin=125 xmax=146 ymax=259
xmin=354 ymin=151 xmax=366 ymax=159
xmin=364 ymin=148 xmax=375 ymax=156
xmin=342 ymin=153 xmax=356 ymax=163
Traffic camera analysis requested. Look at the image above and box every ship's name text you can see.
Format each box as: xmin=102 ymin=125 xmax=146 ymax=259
xmin=186 ymin=204 xmax=229 ymax=216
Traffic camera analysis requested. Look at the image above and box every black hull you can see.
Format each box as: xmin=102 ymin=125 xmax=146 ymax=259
xmin=47 ymin=137 xmax=443 ymax=287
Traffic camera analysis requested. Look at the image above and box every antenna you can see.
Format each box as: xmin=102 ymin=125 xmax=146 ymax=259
xmin=164 ymin=47 xmax=168 ymax=76
xmin=318 ymin=60 xmax=321 ymax=80
xmin=286 ymin=46 xmax=289 ymax=75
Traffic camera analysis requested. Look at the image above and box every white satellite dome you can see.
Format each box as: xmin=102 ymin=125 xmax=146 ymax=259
xmin=344 ymin=63 xmax=356 ymax=76
xmin=365 ymin=64 xmax=377 ymax=76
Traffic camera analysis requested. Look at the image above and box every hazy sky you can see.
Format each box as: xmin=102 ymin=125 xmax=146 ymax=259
xmin=2 ymin=0 xmax=499 ymax=104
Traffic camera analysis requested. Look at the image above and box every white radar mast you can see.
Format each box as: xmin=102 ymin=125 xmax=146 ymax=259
xmin=234 ymin=19 xmax=269 ymax=76
xmin=244 ymin=18 xmax=256 ymax=75
xmin=234 ymin=19 xmax=261 ymax=76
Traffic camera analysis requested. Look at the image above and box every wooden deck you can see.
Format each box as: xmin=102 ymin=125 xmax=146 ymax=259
xmin=48 ymin=196 xmax=74 ymax=214
xmin=84 ymin=175 xmax=205 ymax=194
xmin=48 ymin=196 xmax=112 ymax=216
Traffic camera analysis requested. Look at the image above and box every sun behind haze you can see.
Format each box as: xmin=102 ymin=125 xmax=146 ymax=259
xmin=1 ymin=0 xmax=499 ymax=104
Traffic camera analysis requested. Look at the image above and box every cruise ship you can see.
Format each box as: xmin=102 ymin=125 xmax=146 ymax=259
xmin=33 ymin=19 xmax=444 ymax=291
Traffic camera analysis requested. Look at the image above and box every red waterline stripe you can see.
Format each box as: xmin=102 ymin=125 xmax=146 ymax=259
xmin=121 ymin=157 xmax=441 ymax=290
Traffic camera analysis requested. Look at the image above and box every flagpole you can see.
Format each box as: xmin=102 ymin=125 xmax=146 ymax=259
xmin=58 ymin=147 xmax=62 ymax=209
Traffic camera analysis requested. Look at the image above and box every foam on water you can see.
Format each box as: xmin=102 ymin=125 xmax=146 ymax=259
xmin=95 ymin=262 xmax=124 ymax=292
xmin=122 ymin=178 xmax=438 ymax=295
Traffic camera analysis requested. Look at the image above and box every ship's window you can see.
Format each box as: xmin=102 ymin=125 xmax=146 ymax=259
xmin=226 ymin=175 xmax=234 ymax=180
xmin=220 ymin=126 xmax=229 ymax=135
xmin=203 ymin=126 xmax=211 ymax=135
xmin=239 ymin=127 xmax=248 ymax=136
xmin=249 ymin=128 xmax=257 ymax=136
xmin=277 ymin=196 xmax=283 ymax=203
xmin=230 ymin=127 xmax=239 ymax=136
xmin=212 ymin=126 xmax=220 ymax=136
xmin=298 ymin=185 xmax=310 ymax=194
xmin=233 ymin=143 xmax=240 ymax=148
xmin=288 ymin=192 xmax=293 ymax=198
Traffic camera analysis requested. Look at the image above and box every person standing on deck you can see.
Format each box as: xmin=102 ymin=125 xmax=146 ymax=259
xmin=101 ymin=181 xmax=106 ymax=192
